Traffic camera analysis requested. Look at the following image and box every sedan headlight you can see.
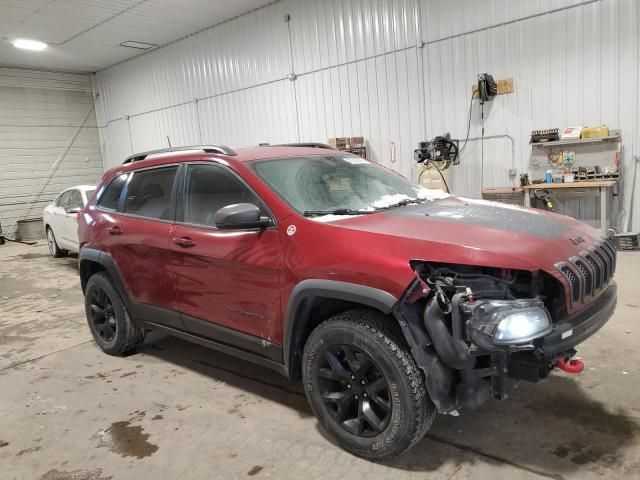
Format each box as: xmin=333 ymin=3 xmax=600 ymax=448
xmin=467 ymin=298 xmax=552 ymax=349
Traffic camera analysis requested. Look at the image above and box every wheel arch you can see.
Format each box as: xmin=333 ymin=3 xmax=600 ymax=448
xmin=79 ymin=248 xmax=132 ymax=310
xmin=283 ymin=280 xmax=398 ymax=379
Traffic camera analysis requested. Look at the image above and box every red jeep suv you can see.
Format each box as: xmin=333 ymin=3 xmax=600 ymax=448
xmin=78 ymin=144 xmax=616 ymax=458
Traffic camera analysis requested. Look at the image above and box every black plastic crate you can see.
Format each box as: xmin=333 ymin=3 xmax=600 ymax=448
xmin=611 ymin=233 xmax=640 ymax=251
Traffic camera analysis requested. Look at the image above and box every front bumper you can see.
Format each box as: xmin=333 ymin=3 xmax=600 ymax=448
xmin=539 ymin=280 xmax=616 ymax=356
xmin=507 ymin=281 xmax=616 ymax=383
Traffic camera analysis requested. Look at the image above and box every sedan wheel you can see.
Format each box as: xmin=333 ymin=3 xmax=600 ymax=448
xmin=46 ymin=228 xmax=63 ymax=258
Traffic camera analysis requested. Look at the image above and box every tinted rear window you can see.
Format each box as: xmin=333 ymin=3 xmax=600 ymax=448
xmin=97 ymin=173 xmax=129 ymax=211
xmin=124 ymin=167 xmax=178 ymax=220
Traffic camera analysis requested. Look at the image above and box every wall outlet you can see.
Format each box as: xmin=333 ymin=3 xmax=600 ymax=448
xmin=508 ymin=168 xmax=517 ymax=177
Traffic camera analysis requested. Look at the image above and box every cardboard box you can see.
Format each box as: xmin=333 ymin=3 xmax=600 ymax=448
xmin=350 ymin=136 xmax=365 ymax=148
xmin=328 ymin=137 xmax=348 ymax=150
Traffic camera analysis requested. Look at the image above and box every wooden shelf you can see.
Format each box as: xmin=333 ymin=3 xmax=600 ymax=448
xmin=530 ymin=135 xmax=621 ymax=148
xmin=522 ymin=180 xmax=617 ymax=190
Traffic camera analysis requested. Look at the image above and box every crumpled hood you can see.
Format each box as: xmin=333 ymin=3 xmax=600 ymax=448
xmin=322 ymin=196 xmax=604 ymax=273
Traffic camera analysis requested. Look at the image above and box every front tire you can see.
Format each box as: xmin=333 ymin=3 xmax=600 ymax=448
xmin=84 ymin=272 xmax=144 ymax=355
xmin=302 ymin=309 xmax=436 ymax=459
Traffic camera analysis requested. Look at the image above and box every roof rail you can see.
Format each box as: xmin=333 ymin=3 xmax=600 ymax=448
xmin=273 ymin=142 xmax=335 ymax=150
xmin=123 ymin=144 xmax=236 ymax=164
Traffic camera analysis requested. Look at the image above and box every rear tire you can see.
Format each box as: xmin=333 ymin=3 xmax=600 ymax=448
xmin=46 ymin=227 xmax=65 ymax=258
xmin=84 ymin=272 xmax=144 ymax=355
xmin=302 ymin=309 xmax=436 ymax=459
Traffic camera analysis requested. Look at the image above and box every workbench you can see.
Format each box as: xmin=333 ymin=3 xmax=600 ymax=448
xmin=522 ymin=180 xmax=617 ymax=234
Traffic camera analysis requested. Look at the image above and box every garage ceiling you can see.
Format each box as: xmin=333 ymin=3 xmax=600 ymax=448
xmin=0 ymin=0 xmax=272 ymax=73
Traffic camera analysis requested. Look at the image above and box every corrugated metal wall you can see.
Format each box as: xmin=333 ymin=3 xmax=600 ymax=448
xmin=0 ymin=67 xmax=103 ymax=232
xmin=94 ymin=0 xmax=640 ymax=230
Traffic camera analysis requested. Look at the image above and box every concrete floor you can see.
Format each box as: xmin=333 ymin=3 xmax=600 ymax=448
xmin=1 ymin=241 xmax=639 ymax=480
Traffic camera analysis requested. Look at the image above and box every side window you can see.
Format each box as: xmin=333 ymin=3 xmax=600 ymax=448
xmin=83 ymin=189 xmax=96 ymax=206
xmin=57 ymin=191 xmax=71 ymax=207
xmin=124 ymin=167 xmax=178 ymax=220
xmin=67 ymin=190 xmax=83 ymax=209
xmin=98 ymin=173 xmax=129 ymax=211
xmin=183 ymin=164 xmax=266 ymax=228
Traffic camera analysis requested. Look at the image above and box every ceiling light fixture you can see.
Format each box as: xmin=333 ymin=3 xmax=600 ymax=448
xmin=13 ymin=39 xmax=48 ymax=51
xmin=119 ymin=40 xmax=158 ymax=51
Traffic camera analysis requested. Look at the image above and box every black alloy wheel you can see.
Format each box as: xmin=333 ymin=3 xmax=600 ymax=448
xmin=318 ymin=345 xmax=391 ymax=437
xmin=84 ymin=272 xmax=145 ymax=355
xmin=88 ymin=287 xmax=118 ymax=342
xmin=302 ymin=310 xmax=436 ymax=458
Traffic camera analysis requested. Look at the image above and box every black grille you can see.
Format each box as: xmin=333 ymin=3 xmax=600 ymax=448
xmin=603 ymin=240 xmax=617 ymax=274
xmin=573 ymin=259 xmax=593 ymax=296
xmin=584 ymin=254 xmax=602 ymax=290
xmin=556 ymin=241 xmax=616 ymax=306
xmin=592 ymin=249 xmax=609 ymax=283
xmin=560 ymin=265 xmax=581 ymax=303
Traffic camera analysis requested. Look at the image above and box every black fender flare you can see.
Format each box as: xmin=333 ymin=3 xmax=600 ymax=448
xmin=282 ymin=279 xmax=398 ymax=377
xmin=79 ymin=248 xmax=132 ymax=310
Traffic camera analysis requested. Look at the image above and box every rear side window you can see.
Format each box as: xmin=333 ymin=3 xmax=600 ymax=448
xmin=124 ymin=167 xmax=178 ymax=220
xmin=183 ymin=164 xmax=266 ymax=227
xmin=98 ymin=173 xmax=128 ymax=211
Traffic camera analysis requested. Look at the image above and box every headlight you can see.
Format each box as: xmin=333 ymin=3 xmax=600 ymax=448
xmin=467 ymin=299 xmax=552 ymax=349
xmin=493 ymin=308 xmax=551 ymax=343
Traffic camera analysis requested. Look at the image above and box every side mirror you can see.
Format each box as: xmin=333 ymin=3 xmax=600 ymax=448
xmin=65 ymin=206 xmax=82 ymax=214
xmin=214 ymin=203 xmax=271 ymax=230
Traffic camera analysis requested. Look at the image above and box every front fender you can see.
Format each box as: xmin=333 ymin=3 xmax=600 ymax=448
xmin=282 ymin=279 xmax=398 ymax=377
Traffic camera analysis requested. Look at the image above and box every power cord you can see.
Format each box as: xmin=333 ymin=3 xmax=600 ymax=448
xmin=418 ymin=160 xmax=450 ymax=193
xmin=458 ymin=89 xmax=478 ymax=156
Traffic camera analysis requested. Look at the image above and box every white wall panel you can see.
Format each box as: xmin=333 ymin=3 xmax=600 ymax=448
xmin=95 ymin=0 xmax=640 ymax=230
xmin=198 ymin=80 xmax=298 ymax=147
xmin=296 ymin=48 xmax=422 ymax=176
xmin=101 ymin=120 xmax=133 ymax=172
xmin=94 ymin=1 xmax=290 ymax=123
xmin=0 ymin=67 xmax=103 ymax=231
xmin=129 ymin=103 xmax=201 ymax=154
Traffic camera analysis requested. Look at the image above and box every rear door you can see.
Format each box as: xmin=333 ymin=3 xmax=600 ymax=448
xmin=96 ymin=166 xmax=182 ymax=326
xmin=171 ymin=162 xmax=282 ymax=349
xmin=58 ymin=189 xmax=83 ymax=250
xmin=49 ymin=190 xmax=70 ymax=242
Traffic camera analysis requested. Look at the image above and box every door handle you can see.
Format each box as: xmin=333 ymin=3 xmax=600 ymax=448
xmin=107 ymin=226 xmax=122 ymax=235
xmin=172 ymin=236 xmax=196 ymax=248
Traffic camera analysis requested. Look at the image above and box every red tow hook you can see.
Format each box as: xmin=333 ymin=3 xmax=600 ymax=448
xmin=556 ymin=357 xmax=585 ymax=374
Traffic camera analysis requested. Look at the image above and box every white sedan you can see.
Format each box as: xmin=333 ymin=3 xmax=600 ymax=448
xmin=43 ymin=185 xmax=95 ymax=257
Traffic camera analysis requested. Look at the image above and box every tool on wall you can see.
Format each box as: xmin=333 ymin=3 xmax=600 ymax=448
xmin=474 ymin=73 xmax=500 ymax=191
xmin=415 ymin=73 xmax=502 ymax=193
xmin=477 ymin=73 xmax=497 ymax=104
xmin=414 ymin=133 xmax=460 ymax=193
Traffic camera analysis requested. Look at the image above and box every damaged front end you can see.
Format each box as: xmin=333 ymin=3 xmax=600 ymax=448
xmin=393 ymin=261 xmax=615 ymax=414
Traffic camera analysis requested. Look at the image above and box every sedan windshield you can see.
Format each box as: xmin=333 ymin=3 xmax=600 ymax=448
xmin=250 ymin=155 xmax=447 ymax=216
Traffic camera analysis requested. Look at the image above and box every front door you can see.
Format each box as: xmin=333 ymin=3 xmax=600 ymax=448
xmin=170 ymin=163 xmax=282 ymax=350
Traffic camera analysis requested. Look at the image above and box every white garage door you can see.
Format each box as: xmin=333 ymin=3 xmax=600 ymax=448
xmin=0 ymin=67 xmax=103 ymax=235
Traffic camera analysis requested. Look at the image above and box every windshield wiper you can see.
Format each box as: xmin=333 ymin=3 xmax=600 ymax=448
xmin=373 ymin=198 xmax=426 ymax=210
xmin=303 ymin=208 xmax=372 ymax=217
